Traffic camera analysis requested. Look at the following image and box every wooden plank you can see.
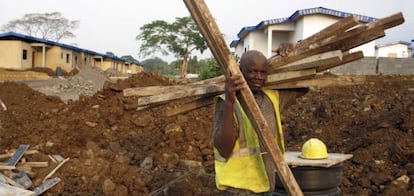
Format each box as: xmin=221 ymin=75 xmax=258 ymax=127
xmin=184 ymin=0 xmax=303 ymax=195
xmin=18 ymin=162 xmax=49 ymax=168
xmin=123 ymin=76 xmax=225 ymax=97
xmin=294 ymin=14 xmax=359 ymax=52
xmin=284 ymin=151 xmax=353 ymax=168
xmin=266 ymin=69 xmax=316 ymax=86
xmin=0 ymin=165 xmax=16 ymax=170
xmin=0 ymin=150 xmax=39 ymax=160
xmin=271 ymin=74 xmax=367 ymax=89
xmin=6 ymin=144 xmax=29 ymax=166
xmin=137 ymin=83 xmax=224 ymax=106
xmin=271 ymin=50 xmax=343 ymax=73
xmin=191 ymin=75 xmax=225 ymax=85
xmin=0 ymin=182 xmax=35 ymax=196
xmin=335 ymin=30 xmax=385 ymax=53
xmin=0 ymin=173 xmax=25 ymax=189
xmin=165 ymin=96 xmax=214 ymax=117
xmin=33 ymin=177 xmax=61 ymax=196
xmin=124 ymin=85 xmax=189 ymax=97
xmin=317 ymin=51 xmax=364 ymax=72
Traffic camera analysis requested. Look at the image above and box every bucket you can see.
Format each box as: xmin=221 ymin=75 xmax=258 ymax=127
xmin=275 ymin=163 xmax=343 ymax=195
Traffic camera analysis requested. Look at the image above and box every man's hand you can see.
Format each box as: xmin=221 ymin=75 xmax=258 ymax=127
xmin=277 ymin=43 xmax=294 ymax=57
xmin=225 ymin=71 xmax=246 ymax=104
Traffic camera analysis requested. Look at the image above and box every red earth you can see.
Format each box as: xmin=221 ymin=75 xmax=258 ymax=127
xmin=0 ymin=71 xmax=413 ymax=195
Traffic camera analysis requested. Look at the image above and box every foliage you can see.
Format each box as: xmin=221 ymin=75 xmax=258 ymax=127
xmin=199 ymin=58 xmax=223 ymax=80
xmin=105 ymin=51 xmax=115 ymax=56
xmin=2 ymin=12 xmax=79 ymax=42
xmin=136 ymin=16 xmax=207 ymax=78
xmin=141 ymin=57 xmax=172 ymax=75
xmin=121 ymin=55 xmax=138 ymax=62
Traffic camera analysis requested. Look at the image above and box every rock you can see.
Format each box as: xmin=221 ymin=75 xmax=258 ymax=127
xmin=140 ymin=156 xmax=153 ymax=170
xmin=102 ymin=179 xmax=116 ymax=193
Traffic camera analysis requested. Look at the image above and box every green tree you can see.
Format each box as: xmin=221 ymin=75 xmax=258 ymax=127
xmin=141 ymin=57 xmax=169 ymax=74
xmin=106 ymin=51 xmax=115 ymax=56
xmin=2 ymin=12 xmax=79 ymax=42
xmin=136 ymin=16 xmax=207 ymax=79
xmin=199 ymin=58 xmax=223 ymax=80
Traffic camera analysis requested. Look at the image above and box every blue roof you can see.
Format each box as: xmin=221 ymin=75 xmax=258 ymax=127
xmin=230 ymin=7 xmax=378 ymax=47
xmin=376 ymin=41 xmax=412 ymax=48
xmin=0 ymin=31 xmax=131 ymax=62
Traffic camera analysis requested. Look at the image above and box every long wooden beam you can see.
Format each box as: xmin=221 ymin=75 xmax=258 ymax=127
xmin=270 ymin=50 xmax=343 ymax=73
xmin=136 ymin=83 xmax=224 ymax=106
xmin=317 ymin=51 xmax=364 ymax=72
xmin=184 ymin=0 xmax=303 ymax=195
xmin=165 ymin=96 xmax=214 ymax=117
xmin=294 ymin=15 xmax=359 ymax=52
xmin=267 ymin=69 xmax=316 ymax=86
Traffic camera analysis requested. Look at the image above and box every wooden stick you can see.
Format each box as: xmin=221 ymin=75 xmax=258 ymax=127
xmin=184 ymin=0 xmax=303 ymax=195
xmin=165 ymin=96 xmax=214 ymax=117
xmin=0 ymin=180 xmax=35 ymax=195
xmin=0 ymin=150 xmax=39 ymax=160
xmin=294 ymin=14 xmax=359 ymax=52
xmin=267 ymin=69 xmax=316 ymax=86
xmin=136 ymin=83 xmax=224 ymax=106
xmin=317 ymin=51 xmax=364 ymax=72
xmin=0 ymin=173 xmax=25 ymax=189
xmin=270 ymin=50 xmax=343 ymax=73
xmin=43 ymin=158 xmax=69 ymax=182
xmin=18 ymin=162 xmax=49 ymax=168
xmin=0 ymin=165 xmax=16 ymax=170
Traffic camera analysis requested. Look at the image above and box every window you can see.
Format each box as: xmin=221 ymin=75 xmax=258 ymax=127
xmin=22 ymin=50 xmax=27 ymax=60
xmin=66 ymin=54 xmax=70 ymax=63
xmin=61 ymin=52 xmax=63 ymax=59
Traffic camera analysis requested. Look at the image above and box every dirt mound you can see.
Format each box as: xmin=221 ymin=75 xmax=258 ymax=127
xmin=0 ymin=72 xmax=413 ymax=195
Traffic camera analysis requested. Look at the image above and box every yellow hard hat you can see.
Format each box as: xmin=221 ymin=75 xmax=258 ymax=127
xmin=300 ymin=138 xmax=328 ymax=159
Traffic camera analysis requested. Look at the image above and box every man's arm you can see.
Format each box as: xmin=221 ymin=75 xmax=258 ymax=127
xmin=213 ymin=99 xmax=238 ymax=159
xmin=213 ymin=73 xmax=246 ymax=159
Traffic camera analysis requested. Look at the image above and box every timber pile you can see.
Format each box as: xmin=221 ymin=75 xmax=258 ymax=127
xmin=0 ymin=144 xmax=68 ymax=195
xmin=123 ymin=12 xmax=405 ymax=116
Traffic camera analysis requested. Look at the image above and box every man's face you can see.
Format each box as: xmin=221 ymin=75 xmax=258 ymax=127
xmin=242 ymin=62 xmax=267 ymax=93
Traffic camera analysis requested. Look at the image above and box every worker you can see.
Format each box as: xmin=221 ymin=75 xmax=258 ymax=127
xmin=213 ymin=47 xmax=307 ymax=195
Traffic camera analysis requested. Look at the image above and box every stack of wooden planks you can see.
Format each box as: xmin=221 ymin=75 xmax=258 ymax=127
xmin=123 ymin=12 xmax=405 ymax=116
xmin=0 ymin=144 xmax=66 ymax=195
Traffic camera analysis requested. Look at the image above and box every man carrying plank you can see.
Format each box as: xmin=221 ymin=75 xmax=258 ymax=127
xmin=213 ymin=49 xmax=307 ymax=195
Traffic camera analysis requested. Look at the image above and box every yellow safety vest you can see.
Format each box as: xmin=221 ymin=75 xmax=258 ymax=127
xmin=214 ymin=88 xmax=285 ymax=193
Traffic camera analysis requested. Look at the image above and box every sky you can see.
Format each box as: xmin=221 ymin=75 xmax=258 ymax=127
xmin=0 ymin=0 xmax=413 ymax=62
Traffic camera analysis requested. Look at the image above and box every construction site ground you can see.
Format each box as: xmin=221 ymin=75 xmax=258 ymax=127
xmin=0 ymin=67 xmax=413 ymax=195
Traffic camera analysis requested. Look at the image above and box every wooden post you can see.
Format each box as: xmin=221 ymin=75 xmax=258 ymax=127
xmin=183 ymin=0 xmax=303 ymax=195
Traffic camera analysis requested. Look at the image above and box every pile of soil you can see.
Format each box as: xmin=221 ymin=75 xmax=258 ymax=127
xmin=0 ymin=71 xmax=413 ymax=195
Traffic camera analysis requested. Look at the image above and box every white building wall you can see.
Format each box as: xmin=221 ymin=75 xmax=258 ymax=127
xmin=301 ymin=15 xmax=338 ymax=39
xmin=352 ymin=41 xmax=376 ymax=56
xmin=377 ymin=44 xmax=409 ymax=58
xmin=292 ymin=18 xmax=305 ymax=43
